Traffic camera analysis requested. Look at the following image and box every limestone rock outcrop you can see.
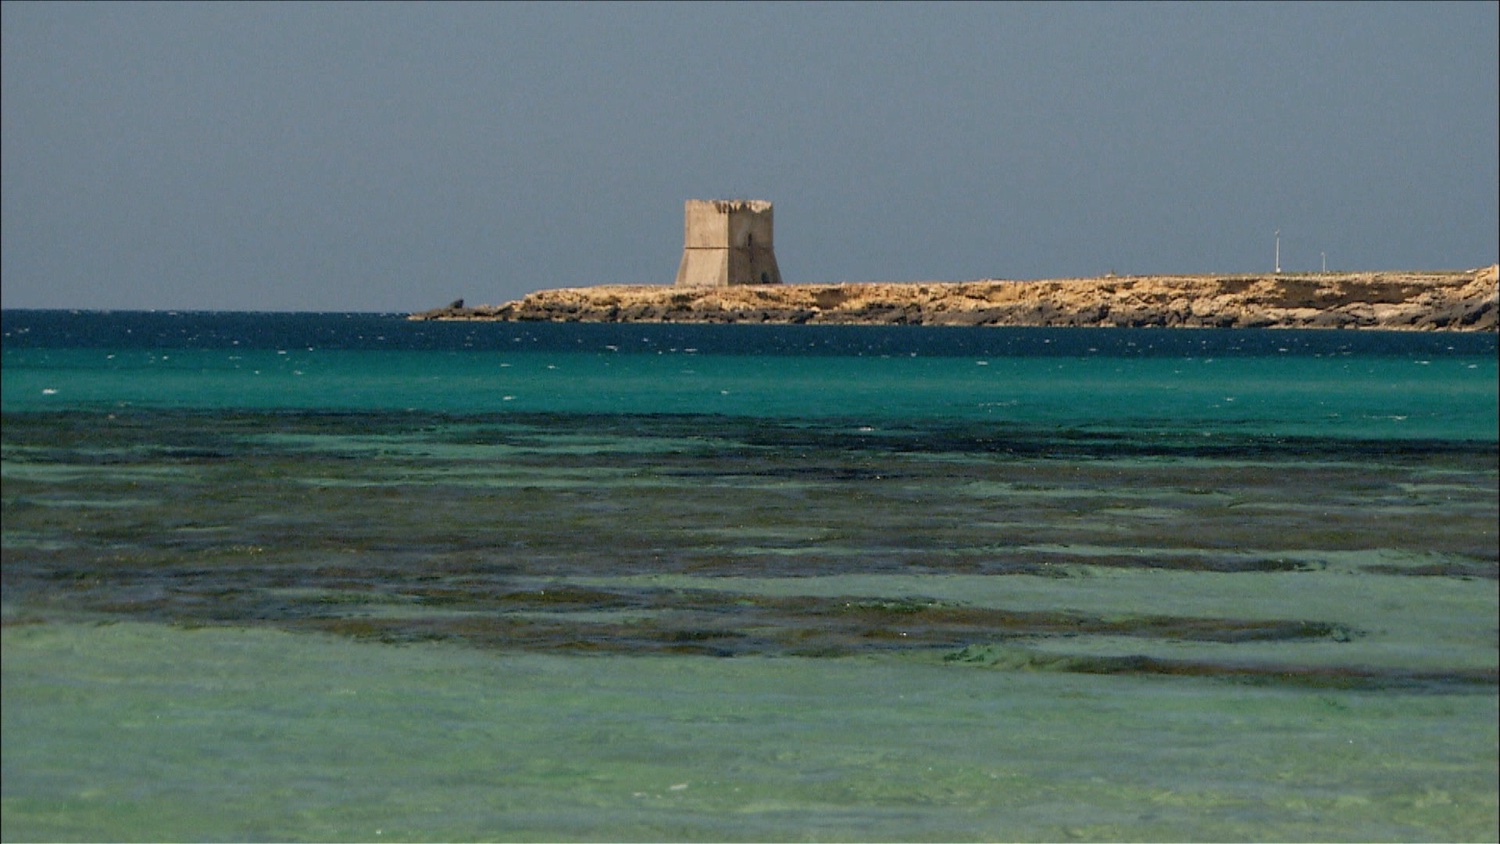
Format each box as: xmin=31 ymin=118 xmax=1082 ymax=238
xmin=411 ymin=265 xmax=1498 ymax=331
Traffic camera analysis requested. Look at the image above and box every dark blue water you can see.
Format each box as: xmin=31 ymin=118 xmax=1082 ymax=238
xmin=5 ymin=309 xmax=1496 ymax=356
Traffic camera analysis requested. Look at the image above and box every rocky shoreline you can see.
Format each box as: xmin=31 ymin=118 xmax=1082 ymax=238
xmin=411 ymin=265 xmax=1498 ymax=331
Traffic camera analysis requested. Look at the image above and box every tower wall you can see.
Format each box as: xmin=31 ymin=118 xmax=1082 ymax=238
xmin=674 ymin=200 xmax=783 ymax=286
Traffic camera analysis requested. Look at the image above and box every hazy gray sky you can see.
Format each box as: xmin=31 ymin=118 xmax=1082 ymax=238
xmin=3 ymin=1 xmax=1496 ymax=312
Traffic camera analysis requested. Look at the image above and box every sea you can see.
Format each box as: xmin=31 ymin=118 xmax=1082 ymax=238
xmin=2 ymin=310 xmax=1497 ymax=842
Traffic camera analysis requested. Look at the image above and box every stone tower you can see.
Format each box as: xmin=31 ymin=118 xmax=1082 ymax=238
xmin=673 ymin=199 xmax=784 ymax=287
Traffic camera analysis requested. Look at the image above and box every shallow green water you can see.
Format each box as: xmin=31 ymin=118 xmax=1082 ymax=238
xmin=4 ymin=622 xmax=1497 ymax=842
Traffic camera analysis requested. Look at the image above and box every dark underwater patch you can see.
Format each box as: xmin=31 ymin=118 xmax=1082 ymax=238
xmin=4 ymin=405 xmax=1496 ymax=690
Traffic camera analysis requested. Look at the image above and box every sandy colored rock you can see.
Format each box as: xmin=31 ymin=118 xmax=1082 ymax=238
xmin=412 ymin=265 xmax=1498 ymax=332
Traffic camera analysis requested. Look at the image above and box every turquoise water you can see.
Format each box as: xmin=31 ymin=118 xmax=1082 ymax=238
xmin=3 ymin=313 xmax=1497 ymax=841
xmin=4 ymin=347 xmax=1496 ymax=442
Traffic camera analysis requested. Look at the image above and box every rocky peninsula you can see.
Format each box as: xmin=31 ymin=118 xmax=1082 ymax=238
xmin=411 ymin=265 xmax=1498 ymax=331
